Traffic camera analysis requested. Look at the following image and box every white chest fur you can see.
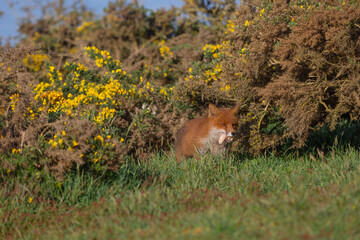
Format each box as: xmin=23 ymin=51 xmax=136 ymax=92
xmin=198 ymin=128 xmax=227 ymax=155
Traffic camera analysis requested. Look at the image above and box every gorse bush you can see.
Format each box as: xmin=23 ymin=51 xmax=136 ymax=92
xmin=1 ymin=45 xmax=188 ymax=179
xmin=180 ymin=0 xmax=360 ymax=152
xmin=1 ymin=0 xmax=360 ymax=180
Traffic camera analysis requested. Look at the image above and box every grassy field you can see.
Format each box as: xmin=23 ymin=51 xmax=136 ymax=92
xmin=1 ymin=147 xmax=360 ymax=240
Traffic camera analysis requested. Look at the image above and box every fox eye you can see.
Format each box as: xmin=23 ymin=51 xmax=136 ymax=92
xmin=232 ymin=124 xmax=237 ymax=128
xmin=221 ymin=123 xmax=226 ymax=127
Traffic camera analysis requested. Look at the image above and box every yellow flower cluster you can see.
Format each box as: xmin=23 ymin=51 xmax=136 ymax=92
xmin=183 ymin=39 xmax=237 ymax=98
xmin=292 ymin=4 xmax=316 ymax=10
xmin=203 ymin=44 xmax=221 ymax=52
xmin=145 ymin=81 xmax=154 ymax=93
xmin=41 ymin=90 xmax=64 ymax=113
xmin=202 ymin=43 xmax=228 ymax=59
xmin=239 ymin=47 xmax=247 ymax=63
xmin=9 ymin=93 xmax=19 ymax=112
xmin=93 ymin=154 xmax=101 ymax=163
xmin=32 ymin=32 xmax=41 ymax=41
xmin=184 ymin=74 xmax=194 ymax=81
xmin=47 ymin=66 xmax=63 ymax=81
xmin=32 ymin=52 xmax=130 ymax=118
xmin=91 ymin=134 xmax=117 ymax=163
xmin=20 ymin=45 xmax=175 ymax=162
xmin=75 ymin=63 xmax=87 ymax=72
xmin=24 ymin=107 xmax=36 ymax=121
xmin=23 ymin=54 xmax=49 ymax=72
xmin=84 ymin=46 xmax=116 ymax=68
xmin=48 ymin=134 xmax=62 ymax=149
xmin=34 ymin=82 xmax=53 ymax=101
xmin=158 ymin=40 xmax=173 ymax=58
xmin=77 ymin=21 xmax=94 ymax=33
xmin=159 ymin=87 xmax=173 ymax=100
xmin=220 ymin=84 xmax=231 ymax=92
xmin=94 ymin=135 xmax=104 ymax=145
xmin=12 ymin=148 xmax=21 ymax=154
xmin=94 ymin=107 xmax=116 ymax=125
xmin=244 ymin=20 xmax=252 ymax=27
xmin=203 ymin=63 xmax=222 ymax=83
xmin=259 ymin=8 xmax=265 ymax=17
xmin=225 ymin=20 xmax=235 ymax=34
xmin=47 ymin=131 xmax=79 ymax=151
xmin=203 ymin=44 xmax=221 ymax=55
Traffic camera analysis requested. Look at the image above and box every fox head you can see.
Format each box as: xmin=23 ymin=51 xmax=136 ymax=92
xmin=208 ymin=104 xmax=240 ymax=142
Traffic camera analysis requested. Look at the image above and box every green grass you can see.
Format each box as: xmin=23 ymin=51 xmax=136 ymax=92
xmin=1 ymin=147 xmax=360 ymax=239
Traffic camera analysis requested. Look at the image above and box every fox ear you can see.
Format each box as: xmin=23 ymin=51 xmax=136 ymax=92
xmin=208 ymin=104 xmax=220 ymax=117
xmin=232 ymin=104 xmax=240 ymax=115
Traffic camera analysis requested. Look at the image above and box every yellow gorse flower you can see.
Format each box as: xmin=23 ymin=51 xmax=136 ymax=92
xmin=94 ymin=135 xmax=104 ymax=145
xmin=158 ymin=40 xmax=173 ymax=58
xmin=72 ymin=140 xmax=79 ymax=147
xmin=259 ymin=8 xmax=265 ymax=17
xmin=77 ymin=21 xmax=93 ymax=33
xmin=23 ymin=54 xmax=49 ymax=72
xmin=9 ymin=93 xmax=19 ymax=112
xmin=225 ymin=20 xmax=235 ymax=34
xmin=12 ymin=148 xmax=21 ymax=154
xmin=202 ymin=44 xmax=227 ymax=59
xmin=94 ymin=107 xmax=116 ymax=125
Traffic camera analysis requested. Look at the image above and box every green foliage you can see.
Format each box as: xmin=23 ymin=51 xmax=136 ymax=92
xmin=1 ymin=147 xmax=360 ymax=239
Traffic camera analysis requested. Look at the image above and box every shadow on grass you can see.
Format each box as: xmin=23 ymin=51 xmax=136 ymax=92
xmin=306 ymin=120 xmax=360 ymax=149
xmin=44 ymin=120 xmax=360 ymax=205
xmin=278 ymin=120 xmax=360 ymax=156
xmin=231 ymin=120 xmax=360 ymax=161
xmin=55 ymin=160 xmax=162 ymax=206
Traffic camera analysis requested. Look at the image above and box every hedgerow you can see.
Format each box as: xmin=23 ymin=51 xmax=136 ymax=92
xmin=1 ymin=0 xmax=360 ymax=180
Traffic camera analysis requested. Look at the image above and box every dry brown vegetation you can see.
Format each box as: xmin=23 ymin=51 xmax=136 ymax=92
xmin=181 ymin=0 xmax=360 ymax=153
xmin=1 ymin=0 xmax=360 ymax=178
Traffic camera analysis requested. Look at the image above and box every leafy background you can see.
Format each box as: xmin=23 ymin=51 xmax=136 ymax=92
xmin=1 ymin=0 xmax=359 ymax=178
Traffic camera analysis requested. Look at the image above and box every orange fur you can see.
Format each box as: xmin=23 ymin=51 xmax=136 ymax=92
xmin=175 ymin=104 xmax=240 ymax=162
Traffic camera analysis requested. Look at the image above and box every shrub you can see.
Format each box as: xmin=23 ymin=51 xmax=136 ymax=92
xmin=180 ymin=0 xmax=360 ymax=153
xmin=1 ymin=0 xmax=360 ymax=180
xmin=0 ymin=45 xmax=190 ymax=179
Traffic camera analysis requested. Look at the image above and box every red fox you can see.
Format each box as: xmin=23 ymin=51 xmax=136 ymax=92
xmin=175 ymin=104 xmax=240 ymax=162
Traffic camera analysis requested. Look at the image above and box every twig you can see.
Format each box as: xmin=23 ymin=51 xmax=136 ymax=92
xmin=57 ymin=55 xmax=63 ymax=72
xmin=318 ymin=97 xmax=331 ymax=112
xmin=258 ymin=102 xmax=269 ymax=130
xmin=20 ymin=131 xmax=25 ymax=153
xmin=268 ymin=58 xmax=280 ymax=66
xmin=267 ymin=119 xmax=285 ymax=135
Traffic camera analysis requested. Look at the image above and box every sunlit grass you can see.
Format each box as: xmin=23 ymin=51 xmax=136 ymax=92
xmin=1 ymin=147 xmax=359 ymax=239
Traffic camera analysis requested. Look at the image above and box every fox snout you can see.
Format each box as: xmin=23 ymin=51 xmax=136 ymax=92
xmin=228 ymin=131 xmax=236 ymax=137
xmin=226 ymin=130 xmax=236 ymax=142
xmin=225 ymin=124 xmax=237 ymax=137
